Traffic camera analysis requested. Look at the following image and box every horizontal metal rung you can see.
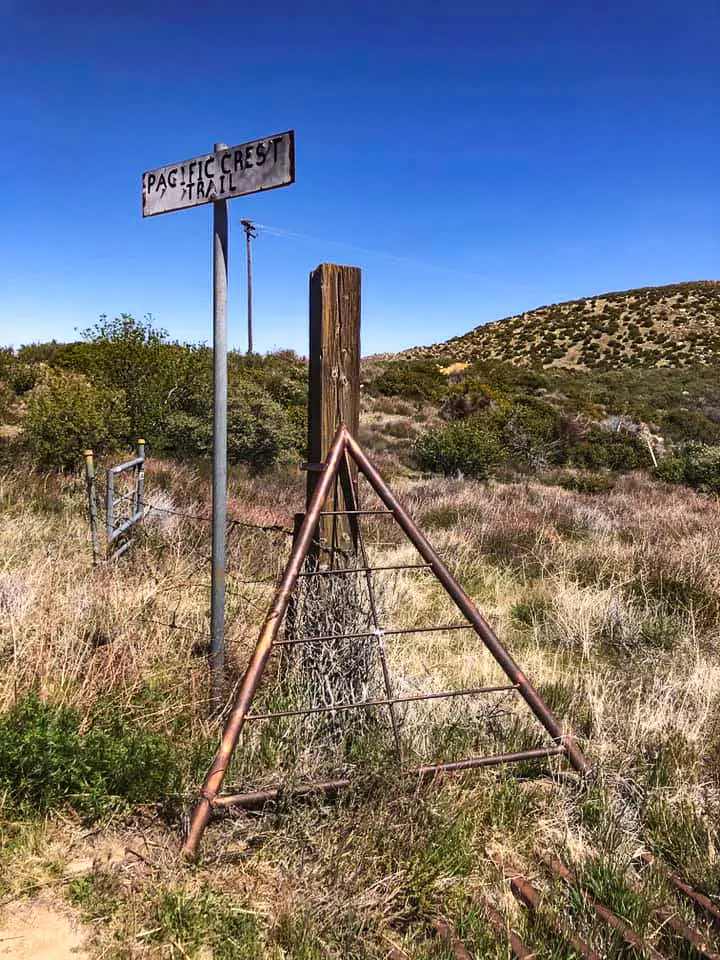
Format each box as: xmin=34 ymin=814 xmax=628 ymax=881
xmin=246 ymin=683 xmax=518 ymax=721
xmin=276 ymin=622 xmax=474 ymax=646
xmin=109 ymin=456 xmax=144 ymax=474
xmin=318 ymin=509 xmax=392 ymax=516
xmin=213 ymin=746 xmax=567 ymax=809
xmin=108 ymin=510 xmax=144 ymax=542
xmin=416 ymin=745 xmax=565 ymax=775
xmin=298 ymin=563 xmax=431 ymax=577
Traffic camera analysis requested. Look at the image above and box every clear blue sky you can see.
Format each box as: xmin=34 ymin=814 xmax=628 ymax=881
xmin=1 ymin=1 xmax=718 ymax=355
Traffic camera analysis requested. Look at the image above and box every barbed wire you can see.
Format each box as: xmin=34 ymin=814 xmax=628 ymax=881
xmin=142 ymin=500 xmax=294 ymax=537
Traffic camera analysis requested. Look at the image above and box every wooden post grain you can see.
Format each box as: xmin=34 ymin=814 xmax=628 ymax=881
xmin=306 ymin=263 xmax=361 ymax=551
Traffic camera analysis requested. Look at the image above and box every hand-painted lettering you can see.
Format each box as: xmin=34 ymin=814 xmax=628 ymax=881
xmin=143 ymin=133 xmax=293 ymax=214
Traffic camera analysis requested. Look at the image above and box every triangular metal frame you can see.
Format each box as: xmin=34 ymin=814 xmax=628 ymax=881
xmin=183 ymin=424 xmax=589 ymax=855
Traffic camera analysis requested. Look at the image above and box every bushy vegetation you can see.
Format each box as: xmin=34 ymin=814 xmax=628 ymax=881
xmin=655 ymin=442 xmax=720 ymax=492
xmin=25 ymin=369 xmax=130 ymax=469
xmin=402 ymin=280 xmax=720 ymax=370
xmin=370 ymin=356 xmax=719 ymax=490
xmin=0 ymin=693 xmax=192 ymax=818
xmin=414 ymin=397 xmax=562 ymax=478
xmin=1 ymin=314 xmax=307 ymax=471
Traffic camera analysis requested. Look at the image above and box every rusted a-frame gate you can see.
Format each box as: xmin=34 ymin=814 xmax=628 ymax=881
xmin=183 ymin=420 xmax=588 ymax=854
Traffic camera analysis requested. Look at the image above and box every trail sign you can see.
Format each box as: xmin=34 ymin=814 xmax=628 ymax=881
xmin=142 ymin=130 xmax=295 ymax=217
xmin=141 ymin=130 xmax=296 ymax=707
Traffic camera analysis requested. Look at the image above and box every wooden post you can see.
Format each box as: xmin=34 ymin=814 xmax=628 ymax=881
xmin=306 ymin=263 xmax=361 ymax=552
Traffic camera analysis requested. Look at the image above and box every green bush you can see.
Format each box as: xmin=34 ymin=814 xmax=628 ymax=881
xmin=8 ymin=360 xmax=45 ymax=395
xmin=165 ymin=382 xmax=304 ymax=471
xmin=660 ymin=408 xmax=720 ymax=444
xmin=684 ymin=444 xmax=720 ymax=492
xmin=568 ymin=429 xmax=650 ymax=471
xmin=557 ymin=471 xmax=615 ymax=494
xmin=369 ymin=360 xmax=448 ymax=401
xmin=414 ymin=398 xmax=560 ymax=478
xmin=0 ymin=694 xmax=184 ymax=818
xmin=414 ymin=416 xmax=506 ymax=479
xmin=442 ymin=377 xmax=496 ymax=420
xmin=24 ymin=369 xmax=129 ymax=470
xmin=654 ymin=456 xmax=686 ymax=484
xmin=655 ymin=444 xmax=720 ymax=493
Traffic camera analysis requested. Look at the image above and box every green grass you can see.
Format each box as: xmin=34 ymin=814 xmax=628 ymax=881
xmin=0 ymin=692 xmax=203 ymax=819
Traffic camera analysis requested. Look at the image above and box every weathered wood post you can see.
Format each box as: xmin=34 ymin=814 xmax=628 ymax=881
xmin=306 ymin=263 xmax=361 ymax=552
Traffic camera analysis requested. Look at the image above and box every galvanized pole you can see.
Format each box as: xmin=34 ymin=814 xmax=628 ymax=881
xmin=83 ymin=450 xmax=102 ymax=567
xmin=240 ymin=219 xmax=256 ymax=355
xmin=135 ymin=438 xmax=145 ymax=517
xmin=211 ymin=142 xmax=229 ymax=707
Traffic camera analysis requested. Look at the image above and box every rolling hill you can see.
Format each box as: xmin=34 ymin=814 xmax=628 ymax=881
xmin=401 ymin=280 xmax=720 ymax=369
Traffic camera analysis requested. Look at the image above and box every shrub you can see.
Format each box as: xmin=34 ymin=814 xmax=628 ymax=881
xmin=24 ymin=369 xmax=129 ymax=470
xmin=414 ymin=397 xmax=560 ymax=478
xmin=568 ymin=429 xmax=650 ymax=471
xmin=165 ymin=382 xmax=303 ymax=471
xmin=414 ymin=415 xmax=506 ymax=479
xmin=0 ymin=694 xmax=184 ymax=818
xmin=442 ymin=378 xmax=496 ymax=420
xmin=557 ymin=471 xmax=615 ymax=494
xmin=660 ymin=408 xmax=720 ymax=444
xmin=8 ymin=360 xmax=45 ymax=395
xmin=370 ymin=360 xmax=448 ymax=401
xmin=684 ymin=444 xmax=720 ymax=492
xmin=654 ymin=456 xmax=686 ymax=484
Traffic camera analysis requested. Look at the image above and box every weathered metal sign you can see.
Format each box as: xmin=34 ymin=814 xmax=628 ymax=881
xmin=142 ymin=130 xmax=295 ymax=217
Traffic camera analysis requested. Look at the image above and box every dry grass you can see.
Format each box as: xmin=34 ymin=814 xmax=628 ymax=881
xmin=1 ymin=454 xmax=719 ymax=956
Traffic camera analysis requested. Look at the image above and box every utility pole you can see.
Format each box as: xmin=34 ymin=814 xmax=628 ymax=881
xmin=240 ymin=219 xmax=257 ymax=354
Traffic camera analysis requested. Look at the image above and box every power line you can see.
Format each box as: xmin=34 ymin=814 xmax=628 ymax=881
xmin=251 ymin=222 xmax=537 ymax=289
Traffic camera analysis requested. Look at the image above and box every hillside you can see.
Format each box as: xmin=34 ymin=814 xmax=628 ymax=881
xmin=401 ymin=280 xmax=720 ymax=369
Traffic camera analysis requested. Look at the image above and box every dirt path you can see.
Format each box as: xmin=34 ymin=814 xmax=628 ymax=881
xmin=0 ymin=896 xmax=89 ymax=960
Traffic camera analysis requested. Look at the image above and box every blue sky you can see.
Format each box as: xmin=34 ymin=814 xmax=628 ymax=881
xmin=0 ymin=0 xmax=718 ymax=355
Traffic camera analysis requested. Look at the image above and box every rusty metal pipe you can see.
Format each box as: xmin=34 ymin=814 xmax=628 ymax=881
xmin=182 ymin=424 xmax=350 ymax=855
xmin=639 ymin=852 xmax=720 ymax=932
xmin=345 ymin=431 xmax=589 ymax=776
xmin=475 ymin=899 xmax=536 ymax=959
xmin=297 ymin=562 xmax=431 ymax=577
xmin=246 ymin=682 xmax=518 ymax=721
xmin=213 ymin=746 xmax=566 ymax=810
xmin=544 ymin=857 xmax=658 ymax=957
xmin=275 ymin=621 xmax=473 ymax=647
xmin=499 ymin=860 xmax=601 ymax=960
xmin=432 ymin=919 xmax=472 ymax=960
xmin=416 ymin=745 xmax=565 ymax=775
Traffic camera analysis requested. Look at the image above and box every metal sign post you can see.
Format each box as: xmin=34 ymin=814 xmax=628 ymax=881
xmin=211 ymin=144 xmax=229 ymax=705
xmin=142 ymin=131 xmax=295 ymax=707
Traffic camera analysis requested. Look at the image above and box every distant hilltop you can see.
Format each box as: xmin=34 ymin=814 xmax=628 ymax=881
xmin=398 ymin=281 xmax=720 ymax=370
